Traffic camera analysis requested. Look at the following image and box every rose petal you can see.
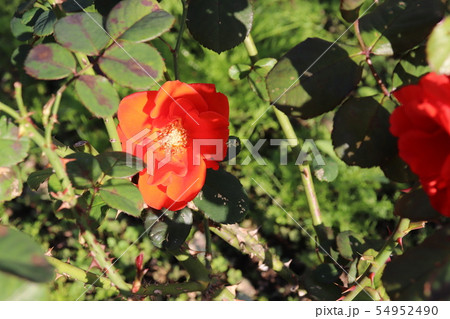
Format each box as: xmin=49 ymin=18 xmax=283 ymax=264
xmin=398 ymin=129 xmax=449 ymax=180
xmin=117 ymin=91 xmax=157 ymax=138
xmin=189 ymin=83 xmax=230 ymax=119
xmin=166 ymin=152 xmax=206 ymax=203
xmin=150 ymin=81 xmax=208 ymax=120
xmin=138 ymin=172 xmax=187 ymax=210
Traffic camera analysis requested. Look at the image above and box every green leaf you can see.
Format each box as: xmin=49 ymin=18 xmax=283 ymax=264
xmin=312 ymin=156 xmax=339 ymax=183
xmin=95 ymin=0 xmax=121 ymax=16
xmin=332 ymin=97 xmax=397 ymax=168
xmin=266 ymin=38 xmax=361 ymax=119
xmin=21 ymin=7 xmax=44 ymax=25
xmin=144 ymin=208 xmax=193 ymax=250
xmin=78 ymin=191 xmax=108 ymax=228
xmin=10 ymin=16 xmax=33 ymax=41
xmin=0 ymin=167 xmax=23 ymax=202
xmin=360 ymin=0 xmax=445 ymax=56
xmin=11 ymin=44 xmax=32 ymax=67
xmin=186 ymin=0 xmax=253 ymax=53
xmin=228 ymin=64 xmax=251 ymax=80
xmin=357 ymin=248 xmax=378 ymax=276
xmin=313 ymin=263 xmax=340 ymax=284
xmin=340 ymin=0 xmax=366 ymax=23
xmin=99 ymin=179 xmax=144 ymax=217
xmin=24 ymin=43 xmax=76 ymax=80
xmin=106 ymin=0 xmax=175 ymax=42
xmin=65 ymin=152 xmax=102 ymax=189
xmin=75 ymin=75 xmax=120 ymax=118
xmin=0 ymin=226 xmax=54 ymax=282
xmin=194 ymin=169 xmax=248 ymax=224
xmin=248 ymin=70 xmax=269 ymax=102
xmin=0 ymin=271 xmax=48 ymax=301
xmin=0 ymin=116 xmax=30 ymax=167
xmin=394 ymin=187 xmax=442 ymax=221
xmin=48 ymin=174 xmax=63 ymax=197
xmin=382 ymin=226 xmax=450 ymax=300
xmin=302 ymin=267 xmax=341 ymax=301
xmin=96 ymin=152 xmax=141 ymax=178
xmin=98 ymin=41 xmax=164 ymax=90
xmin=33 ymin=10 xmax=56 ymax=36
xmin=336 ymin=231 xmax=365 ymax=260
xmin=392 ymin=46 xmax=430 ymax=90
xmin=54 ymin=13 xmax=111 ymax=55
xmin=427 ymin=17 xmax=450 ymax=75
xmin=336 ymin=231 xmax=354 ymax=260
xmin=62 ymin=0 xmax=94 ymax=12
xmin=253 ymin=58 xmax=277 ymax=76
xmin=381 ymin=154 xmax=417 ymax=183
xmin=27 ymin=168 xmax=53 ymax=191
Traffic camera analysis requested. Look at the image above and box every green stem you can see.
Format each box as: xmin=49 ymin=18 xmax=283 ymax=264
xmin=299 ymin=164 xmax=322 ymax=226
xmin=75 ymin=53 xmax=90 ymax=70
xmin=343 ymin=218 xmax=411 ymax=301
xmin=4 ymin=89 xmax=76 ymax=205
xmin=104 ymin=116 xmax=122 ymax=151
xmin=210 ymin=224 xmax=300 ymax=286
xmin=169 ymin=249 xmax=210 ymax=288
xmin=273 ymin=106 xmax=298 ymax=142
xmin=13 ymin=82 xmax=27 ymax=117
xmin=45 ymin=86 xmax=64 ymax=147
xmin=46 ymin=256 xmax=205 ymax=297
xmin=244 ymin=34 xmax=259 ymax=64
xmin=203 ymin=217 xmax=212 ymax=270
xmin=0 ymin=101 xmax=21 ymax=121
xmin=274 ymin=105 xmax=322 ymax=226
xmin=243 ymin=35 xmax=323 ymax=227
xmin=24 ymin=124 xmax=75 ymax=203
xmin=354 ymin=20 xmax=390 ymax=97
xmin=46 ymin=256 xmax=116 ymax=292
xmin=82 ymin=231 xmax=131 ymax=295
xmin=173 ymin=0 xmax=188 ymax=80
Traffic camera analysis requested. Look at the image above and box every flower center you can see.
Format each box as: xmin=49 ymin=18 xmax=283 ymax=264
xmin=158 ymin=120 xmax=187 ymax=152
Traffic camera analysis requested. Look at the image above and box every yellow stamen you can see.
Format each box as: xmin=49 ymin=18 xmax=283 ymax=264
xmin=157 ymin=120 xmax=187 ymax=153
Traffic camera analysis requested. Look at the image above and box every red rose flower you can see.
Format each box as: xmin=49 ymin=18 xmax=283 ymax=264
xmin=117 ymin=81 xmax=229 ymax=211
xmin=390 ymin=72 xmax=450 ymax=217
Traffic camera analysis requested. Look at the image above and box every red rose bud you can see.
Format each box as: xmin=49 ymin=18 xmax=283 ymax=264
xmin=135 ymin=253 xmax=144 ymax=272
xmin=390 ymin=73 xmax=450 ymax=217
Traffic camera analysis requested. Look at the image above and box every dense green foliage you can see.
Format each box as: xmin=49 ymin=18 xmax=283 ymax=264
xmin=0 ymin=0 xmax=448 ymax=301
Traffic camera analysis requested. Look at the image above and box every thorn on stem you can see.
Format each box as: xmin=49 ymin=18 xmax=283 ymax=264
xmin=397 ymin=237 xmax=403 ymax=250
xmin=368 ymin=272 xmax=375 ymax=285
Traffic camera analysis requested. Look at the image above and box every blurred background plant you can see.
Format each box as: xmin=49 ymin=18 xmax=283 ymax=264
xmin=0 ymin=0 xmax=448 ymax=301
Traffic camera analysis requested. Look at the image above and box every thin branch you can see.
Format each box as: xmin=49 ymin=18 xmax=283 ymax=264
xmin=203 ymin=217 xmax=212 ymax=270
xmin=354 ymin=20 xmax=390 ymax=97
xmin=46 ymin=255 xmax=205 ymax=297
xmin=82 ymin=231 xmax=132 ymax=296
xmin=342 ymin=218 xmax=424 ymax=300
xmin=242 ymin=35 xmax=323 ymax=227
xmin=173 ymin=0 xmax=188 ymax=80
xmin=210 ymin=224 xmax=301 ymax=286
xmin=6 ymin=86 xmax=77 ymax=205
